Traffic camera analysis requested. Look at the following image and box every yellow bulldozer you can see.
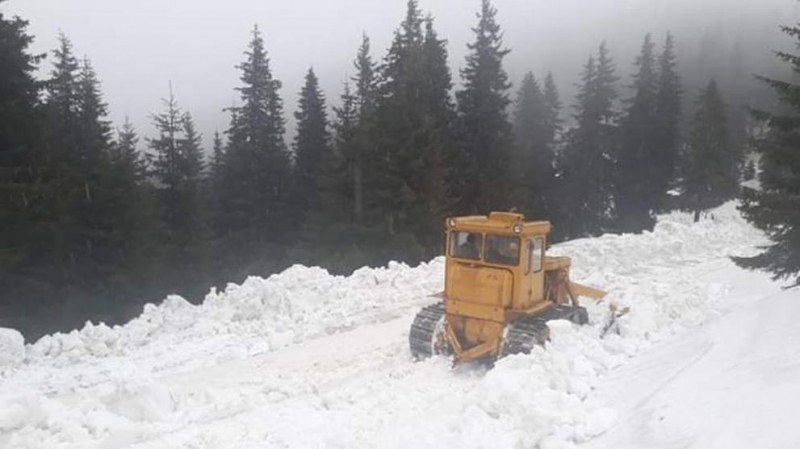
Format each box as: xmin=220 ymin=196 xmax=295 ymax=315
xmin=410 ymin=212 xmax=606 ymax=365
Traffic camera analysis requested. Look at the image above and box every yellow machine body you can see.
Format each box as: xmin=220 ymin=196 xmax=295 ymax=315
xmin=433 ymin=212 xmax=605 ymax=364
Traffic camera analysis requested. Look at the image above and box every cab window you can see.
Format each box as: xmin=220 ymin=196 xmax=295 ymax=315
xmin=527 ymin=237 xmax=543 ymax=273
xmin=449 ymin=231 xmax=482 ymax=260
xmin=485 ymin=235 xmax=520 ymax=266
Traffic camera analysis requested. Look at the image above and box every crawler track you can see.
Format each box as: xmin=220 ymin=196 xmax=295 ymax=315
xmin=501 ymin=305 xmax=588 ymax=357
xmin=409 ymin=303 xmax=447 ymax=359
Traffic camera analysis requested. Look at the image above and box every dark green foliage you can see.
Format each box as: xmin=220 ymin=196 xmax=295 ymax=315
xmin=559 ymin=43 xmax=619 ymax=238
xmin=217 ymin=25 xmax=292 ymax=280
xmin=148 ymin=92 xmax=210 ymax=297
xmin=452 ymin=0 xmax=514 ymax=214
xmin=543 ymin=72 xmax=563 ymax=146
xmin=615 ymin=34 xmax=660 ymax=232
xmin=0 ymin=1 xmax=45 ymax=330
xmin=292 ymin=67 xmax=331 ymax=225
xmin=653 ymin=33 xmax=682 ymax=209
xmin=511 ymin=72 xmax=558 ymax=219
xmin=683 ymin=80 xmax=737 ymax=220
xmin=736 ymin=23 xmax=800 ymax=287
xmin=372 ymin=2 xmax=455 ymax=263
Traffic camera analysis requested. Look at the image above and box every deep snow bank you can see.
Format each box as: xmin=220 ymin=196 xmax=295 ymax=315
xmin=0 ymin=328 xmax=24 ymax=370
xmin=0 ymin=202 xmax=773 ymax=449
xmin=27 ymin=259 xmax=444 ymax=366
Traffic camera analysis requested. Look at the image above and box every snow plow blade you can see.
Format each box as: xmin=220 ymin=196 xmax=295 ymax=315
xmin=569 ymin=282 xmax=606 ymax=301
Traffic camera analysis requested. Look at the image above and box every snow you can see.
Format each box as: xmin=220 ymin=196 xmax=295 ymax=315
xmin=1 ymin=201 xmax=796 ymax=449
xmin=0 ymin=328 xmax=25 ymax=370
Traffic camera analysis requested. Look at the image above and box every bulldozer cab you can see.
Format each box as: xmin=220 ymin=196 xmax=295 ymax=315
xmin=445 ymin=212 xmax=551 ymax=314
xmin=410 ymin=211 xmax=605 ymax=365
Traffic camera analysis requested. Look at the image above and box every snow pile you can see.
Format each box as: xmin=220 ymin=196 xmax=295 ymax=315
xmin=0 ymin=328 xmax=25 ymax=370
xmin=27 ymin=259 xmax=443 ymax=366
xmin=390 ymin=202 xmax=768 ymax=449
xmin=0 ymin=201 xmax=773 ymax=449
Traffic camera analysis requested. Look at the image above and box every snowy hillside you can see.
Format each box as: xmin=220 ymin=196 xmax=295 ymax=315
xmin=1 ymin=202 xmax=797 ymax=449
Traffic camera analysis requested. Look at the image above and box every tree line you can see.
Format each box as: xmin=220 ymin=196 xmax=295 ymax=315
xmin=1 ymin=0 xmax=795 ymax=339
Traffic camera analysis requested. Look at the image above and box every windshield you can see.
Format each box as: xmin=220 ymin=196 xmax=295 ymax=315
xmin=449 ymin=231 xmax=482 ymax=260
xmin=485 ymin=235 xmax=520 ymax=266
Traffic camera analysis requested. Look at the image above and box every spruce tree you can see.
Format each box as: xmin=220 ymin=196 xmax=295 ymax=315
xmin=736 ymin=23 xmax=800 ymax=287
xmin=291 ymin=82 xmax=355 ymax=271
xmin=453 ymin=0 xmax=514 ymax=214
xmin=373 ymin=2 xmax=454 ymax=262
xmin=148 ymin=91 xmax=209 ymax=297
xmin=511 ymin=72 xmax=555 ymax=218
xmin=683 ymin=80 xmax=736 ymax=221
xmin=219 ymin=25 xmax=291 ymax=278
xmin=374 ymin=0 xmax=426 ymax=259
xmin=210 ymin=131 xmax=225 ymax=181
xmin=560 ymin=42 xmax=619 ymax=238
xmin=350 ymin=34 xmax=379 ymax=226
xmin=615 ymin=34 xmax=659 ymax=232
xmin=542 ymin=72 xmax=563 ymax=148
xmin=292 ymin=67 xmax=331 ymax=226
xmin=0 ymin=0 xmax=46 ymax=329
xmin=653 ymin=33 xmax=682 ymax=210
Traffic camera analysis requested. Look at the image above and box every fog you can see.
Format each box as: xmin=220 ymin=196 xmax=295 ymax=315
xmin=5 ymin=0 xmax=797 ymax=149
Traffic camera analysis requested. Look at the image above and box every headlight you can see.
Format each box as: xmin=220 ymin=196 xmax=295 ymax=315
xmin=513 ymin=224 xmax=522 ymax=234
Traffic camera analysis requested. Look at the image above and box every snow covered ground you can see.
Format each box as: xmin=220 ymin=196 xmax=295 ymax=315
xmin=1 ymin=202 xmax=797 ymax=449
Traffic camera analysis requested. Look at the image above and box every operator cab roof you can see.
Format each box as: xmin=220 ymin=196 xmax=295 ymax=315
xmin=447 ymin=212 xmax=552 ymax=235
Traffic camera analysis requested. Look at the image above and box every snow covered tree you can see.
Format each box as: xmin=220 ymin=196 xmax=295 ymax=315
xmin=683 ymin=80 xmax=736 ymax=221
xmin=736 ymin=23 xmax=800 ymax=287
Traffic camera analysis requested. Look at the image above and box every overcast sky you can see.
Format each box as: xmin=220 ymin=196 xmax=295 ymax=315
xmin=5 ymin=0 xmax=797 ymax=150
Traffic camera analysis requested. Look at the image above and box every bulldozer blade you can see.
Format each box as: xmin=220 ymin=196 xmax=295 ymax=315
xmin=569 ymin=282 xmax=607 ymax=301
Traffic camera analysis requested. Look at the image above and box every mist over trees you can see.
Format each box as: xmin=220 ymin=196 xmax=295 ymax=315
xmin=1 ymin=0 xmax=797 ymax=338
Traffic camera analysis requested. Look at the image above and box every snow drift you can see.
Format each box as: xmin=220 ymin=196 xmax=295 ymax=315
xmin=0 ymin=202 xmax=773 ymax=449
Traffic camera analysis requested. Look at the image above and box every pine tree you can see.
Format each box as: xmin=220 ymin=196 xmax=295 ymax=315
xmin=736 ymin=23 xmax=800 ymax=287
xmin=373 ymin=2 xmax=454 ymax=262
xmin=210 ymin=131 xmax=225 ymax=180
xmin=373 ymin=0 xmax=426 ymax=257
xmin=615 ymin=34 xmax=660 ymax=232
xmin=683 ymin=80 xmax=736 ymax=221
xmin=511 ymin=72 xmax=555 ymax=218
xmin=292 ymin=67 xmax=331 ymax=226
xmin=350 ymin=34 xmax=379 ymax=226
xmin=0 ymin=0 xmax=46 ymax=329
xmin=291 ymin=82 xmax=356 ymax=271
xmin=542 ymin=72 xmax=563 ymax=148
xmin=219 ymin=25 xmax=291 ymax=278
xmin=414 ymin=16 xmax=455 ymax=257
xmin=653 ymin=33 xmax=682 ymax=210
xmin=148 ymin=90 xmax=209 ymax=297
xmin=105 ymin=120 xmax=155 ymax=311
xmin=453 ymin=0 xmax=514 ymax=214
xmin=560 ymin=42 xmax=619 ymax=238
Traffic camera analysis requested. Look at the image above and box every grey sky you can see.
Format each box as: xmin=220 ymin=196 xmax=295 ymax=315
xmin=5 ymin=0 xmax=797 ymax=150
